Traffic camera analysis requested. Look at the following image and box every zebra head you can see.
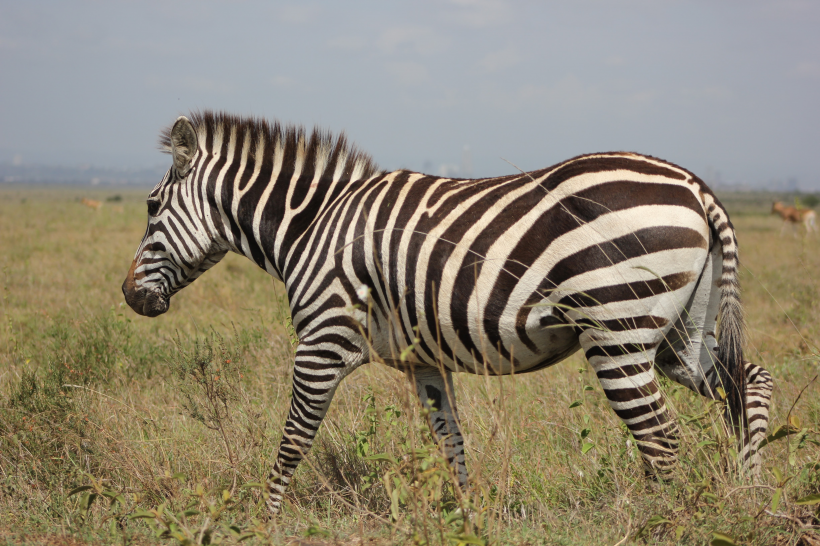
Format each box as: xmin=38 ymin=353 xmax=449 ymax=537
xmin=122 ymin=116 xmax=227 ymax=317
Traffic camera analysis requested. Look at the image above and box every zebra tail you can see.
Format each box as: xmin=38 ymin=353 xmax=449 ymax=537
xmin=707 ymin=197 xmax=748 ymax=435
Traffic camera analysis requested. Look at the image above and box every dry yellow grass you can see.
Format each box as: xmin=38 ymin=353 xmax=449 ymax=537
xmin=0 ymin=185 xmax=818 ymax=545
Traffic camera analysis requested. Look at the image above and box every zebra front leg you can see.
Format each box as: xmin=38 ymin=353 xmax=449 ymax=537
xmin=580 ymin=330 xmax=680 ymax=476
xmin=412 ymin=366 xmax=468 ymax=489
xmin=265 ymin=346 xmax=349 ymax=515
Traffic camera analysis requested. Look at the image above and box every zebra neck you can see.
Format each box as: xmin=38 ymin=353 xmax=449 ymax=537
xmin=181 ymin=112 xmax=380 ymax=283
xmin=201 ymin=145 xmax=375 ymax=283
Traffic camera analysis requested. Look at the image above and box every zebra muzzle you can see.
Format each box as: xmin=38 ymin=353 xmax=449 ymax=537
xmin=122 ymin=279 xmax=169 ymax=317
xmin=122 ymin=260 xmax=170 ymax=317
xmin=142 ymin=290 xmax=169 ymax=317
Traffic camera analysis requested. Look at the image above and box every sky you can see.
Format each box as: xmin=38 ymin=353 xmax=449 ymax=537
xmin=1 ymin=1 xmax=819 ymax=189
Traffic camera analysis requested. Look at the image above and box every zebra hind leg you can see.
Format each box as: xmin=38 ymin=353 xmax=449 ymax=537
xmin=579 ymin=328 xmax=681 ymax=477
xmin=412 ymin=366 xmax=468 ymax=489
xmin=690 ymin=359 xmax=773 ymax=478
xmin=656 ymin=344 xmax=773 ymax=478
xmin=650 ymin=235 xmax=772 ymax=477
xmin=741 ymin=360 xmax=773 ymax=479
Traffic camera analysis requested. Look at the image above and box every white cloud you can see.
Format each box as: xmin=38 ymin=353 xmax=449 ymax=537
xmin=792 ymin=61 xmax=820 ymax=79
xmin=753 ymin=0 xmax=818 ymax=19
xmin=517 ymin=75 xmax=600 ymax=110
xmin=277 ymin=4 xmax=320 ymax=24
xmin=377 ymin=26 xmax=447 ymax=56
xmin=180 ymin=76 xmax=235 ymax=94
xmin=627 ymin=90 xmax=657 ymax=104
xmin=680 ymin=85 xmax=731 ymax=101
xmin=478 ymin=47 xmax=520 ymax=72
xmin=385 ymin=61 xmax=430 ymax=85
xmin=447 ymin=0 xmax=511 ymax=28
xmin=0 ymin=37 xmax=21 ymax=51
xmin=143 ymin=75 xmax=235 ymax=94
xmin=270 ymin=76 xmax=297 ymax=88
xmin=327 ymin=35 xmax=367 ymax=51
xmin=475 ymin=75 xmax=602 ymax=114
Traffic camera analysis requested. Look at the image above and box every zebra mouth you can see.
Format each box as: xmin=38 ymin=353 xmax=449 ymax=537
xmin=122 ymin=260 xmax=171 ymax=318
xmin=122 ymin=281 xmax=170 ymax=317
xmin=142 ymin=290 xmax=170 ymax=317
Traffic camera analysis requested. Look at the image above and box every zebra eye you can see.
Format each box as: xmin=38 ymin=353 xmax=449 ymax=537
xmin=147 ymin=198 xmax=161 ymax=216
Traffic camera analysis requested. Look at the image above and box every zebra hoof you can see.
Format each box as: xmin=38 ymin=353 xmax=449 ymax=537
xmin=643 ymin=466 xmax=675 ymax=483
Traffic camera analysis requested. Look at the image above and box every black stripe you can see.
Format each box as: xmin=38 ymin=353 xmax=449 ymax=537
xmin=559 ymin=271 xmax=696 ymax=309
xmin=586 ymin=342 xmax=658 ymax=359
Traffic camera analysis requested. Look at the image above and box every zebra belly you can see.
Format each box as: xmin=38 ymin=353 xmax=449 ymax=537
xmin=510 ymin=321 xmax=581 ymax=373
xmin=367 ymin=301 xmax=581 ymax=376
xmin=485 ymin=302 xmax=581 ymax=374
xmin=374 ymin=324 xmax=580 ymax=375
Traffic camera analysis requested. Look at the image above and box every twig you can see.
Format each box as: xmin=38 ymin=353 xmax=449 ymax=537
xmin=612 ymin=515 xmax=632 ymax=546
xmin=764 ymin=510 xmax=820 ymax=529
xmin=62 ymin=384 xmax=147 ymax=418
xmin=542 ymin=421 xmax=580 ymax=435
xmin=724 ymin=484 xmax=777 ymax=498
xmin=198 ymin=515 xmax=212 ymax=544
xmin=786 ymin=374 xmax=818 ymax=428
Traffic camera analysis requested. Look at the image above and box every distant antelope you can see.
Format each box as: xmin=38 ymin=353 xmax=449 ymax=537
xmin=771 ymin=201 xmax=817 ymax=237
xmin=80 ymin=198 xmax=102 ymax=210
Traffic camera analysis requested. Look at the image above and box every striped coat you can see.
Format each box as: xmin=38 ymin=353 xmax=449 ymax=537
xmin=123 ymin=112 xmax=773 ymax=514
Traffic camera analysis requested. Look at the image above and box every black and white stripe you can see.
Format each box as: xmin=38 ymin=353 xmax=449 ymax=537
xmin=122 ymin=112 xmax=773 ymax=514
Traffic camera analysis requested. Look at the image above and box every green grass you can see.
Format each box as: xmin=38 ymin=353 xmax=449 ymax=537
xmin=0 ymin=186 xmax=818 ymax=545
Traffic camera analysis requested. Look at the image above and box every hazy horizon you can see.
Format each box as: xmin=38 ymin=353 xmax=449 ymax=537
xmin=2 ymin=1 xmax=819 ymax=189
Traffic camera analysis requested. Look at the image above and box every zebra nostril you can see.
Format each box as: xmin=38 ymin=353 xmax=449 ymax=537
xmin=144 ymin=242 xmax=166 ymax=253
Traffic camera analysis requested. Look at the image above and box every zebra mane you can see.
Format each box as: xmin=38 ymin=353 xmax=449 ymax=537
xmin=159 ymin=110 xmax=381 ymax=182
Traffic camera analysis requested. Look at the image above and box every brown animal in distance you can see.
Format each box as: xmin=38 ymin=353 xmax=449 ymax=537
xmin=771 ymin=201 xmax=817 ymax=237
xmin=81 ymin=197 xmax=102 ymax=210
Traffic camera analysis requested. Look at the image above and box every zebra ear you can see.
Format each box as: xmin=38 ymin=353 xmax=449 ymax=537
xmin=170 ymin=116 xmax=198 ymax=174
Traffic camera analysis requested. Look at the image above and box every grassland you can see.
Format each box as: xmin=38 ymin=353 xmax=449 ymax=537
xmin=0 ymin=185 xmax=818 ymax=545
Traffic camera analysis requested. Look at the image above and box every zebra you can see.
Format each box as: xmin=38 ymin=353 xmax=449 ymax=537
xmin=122 ymin=111 xmax=773 ymax=515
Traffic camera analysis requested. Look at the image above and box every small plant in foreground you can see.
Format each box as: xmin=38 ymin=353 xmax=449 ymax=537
xmin=67 ymin=472 xmax=127 ymax=530
xmin=171 ymin=329 xmax=265 ymax=495
xmin=130 ymin=481 xmax=268 ymax=545
xmin=68 ymin=473 xmax=268 ymax=545
xmin=361 ymin=398 xmax=484 ymax=546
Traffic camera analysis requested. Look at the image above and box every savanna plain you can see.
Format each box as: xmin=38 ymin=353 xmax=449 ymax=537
xmin=0 ymin=186 xmax=818 ymax=546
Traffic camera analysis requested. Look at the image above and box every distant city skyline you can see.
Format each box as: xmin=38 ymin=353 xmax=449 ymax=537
xmin=1 ymin=1 xmax=819 ymax=189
